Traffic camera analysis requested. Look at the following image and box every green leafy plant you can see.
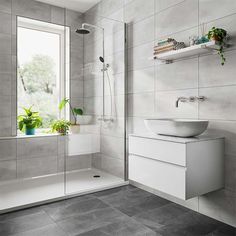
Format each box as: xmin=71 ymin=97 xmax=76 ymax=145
xmin=51 ymin=119 xmax=71 ymax=135
xmin=207 ymin=27 xmax=227 ymax=65
xmin=18 ymin=106 xmax=42 ymax=132
xmin=59 ymin=98 xmax=83 ymax=125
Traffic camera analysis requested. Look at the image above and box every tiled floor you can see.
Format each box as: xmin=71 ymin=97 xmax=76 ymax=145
xmin=0 ymin=185 xmax=235 ymax=236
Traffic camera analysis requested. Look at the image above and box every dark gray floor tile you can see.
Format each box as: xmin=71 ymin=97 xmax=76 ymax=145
xmin=116 ymin=195 xmax=171 ymax=216
xmin=0 ymin=207 xmax=43 ymax=221
xmin=76 ymin=217 xmax=157 ymax=236
xmin=206 ymin=225 xmax=236 ymax=236
xmin=99 ymin=187 xmax=153 ymax=208
xmin=43 ymin=198 xmax=109 ymax=221
xmin=91 ymin=185 xmax=137 ymax=198
xmin=0 ymin=211 xmax=54 ymax=235
xmin=57 ymin=207 xmax=126 ymax=236
xmin=154 ymin=211 xmax=226 ymax=236
xmin=133 ymin=203 xmax=190 ymax=229
xmin=9 ymin=223 xmax=68 ymax=236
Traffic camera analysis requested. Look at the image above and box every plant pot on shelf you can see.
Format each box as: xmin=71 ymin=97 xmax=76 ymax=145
xmin=25 ymin=127 xmax=35 ymax=135
xmin=70 ymin=124 xmax=80 ymax=134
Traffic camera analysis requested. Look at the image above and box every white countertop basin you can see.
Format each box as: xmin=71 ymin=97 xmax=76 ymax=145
xmin=144 ymin=119 xmax=209 ymax=137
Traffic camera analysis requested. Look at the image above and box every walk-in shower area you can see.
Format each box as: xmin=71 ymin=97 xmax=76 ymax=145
xmin=0 ymin=7 xmax=127 ymax=212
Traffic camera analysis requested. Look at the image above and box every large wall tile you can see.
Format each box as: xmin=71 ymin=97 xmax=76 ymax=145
xmin=84 ymin=79 xmax=102 ymax=98
xmin=155 ymin=89 xmax=198 ymax=118
xmin=127 ymin=116 xmax=151 ymax=135
xmin=105 ymin=30 xmax=124 ymax=56
xmin=155 ymin=0 xmax=185 ymax=13
xmin=12 ymin=0 xmax=51 ymax=22
xmin=199 ymin=190 xmax=236 ymax=227
xmin=101 ymin=0 xmax=124 ymax=17
xmin=101 ymin=135 xmax=124 ymax=159
xmin=17 ymin=156 xmax=58 ymax=178
xmin=66 ymin=155 xmax=92 ymax=171
xmin=0 ymin=160 xmax=16 ymax=181
xmin=128 ymin=92 xmax=155 ymax=117
xmin=104 ymin=95 xmax=124 ymax=118
xmin=0 ymin=0 xmax=11 ymax=14
xmin=0 ymin=12 xmax=11 ymax=34
xmin=0 ymin=116 xmax=11 ymax=136
xmin=199 ymin=86 xmax=236 ymax=120
xmin=199 ymin=0 xmax=236 ymax=23
xmin=106 ymin=51 xmax=125 ymax=74
xmin=0 ymin=54 xmax=12 ymax=73
xmin=17 ymin=137 xmax=58 ymax=159
xmin=0 ymin=139 xmax=16 ymax=161
xmin=0 ymin=33 xmax=11 ymax=54
xmin=199 ymin=51 xmax=236 ymax=87
xmin=104 ymin=73 xmax=125 ymax=96
xmin=127 ymin=16 xmax=154 ymax=48
xmin=71 ymin=79 xmax=84 ymax=99
xmin=204 ymin=120 xmax=236 ymax=156
xmin=101 ymin=117 xmax=125 ymax=138
xmin=0 ymin=74 xmax=11 ymax=96
xmin=65 ymin=9 xmax=82 ymax=30
xmin=128 ymin=42 xmax=154 ymax=71
xmin=84 ymin=97 xmax=102 ymax=115
xmin=0 ymin=96 xmax=11 ymax=117
xmin=128 ymin=67 xmax=155 ymax=94
xmin=124 ymin=0 xmax=155 ymax=24
xmin=51 ymin=6 xmax=65 ymax=25
xmin=156 ymin=57 xmax=198 ymax=91
xmin=225 ymin=155 xmax=236 ymax=193
xmin=155 ymin=0 xmax=198 ymax=39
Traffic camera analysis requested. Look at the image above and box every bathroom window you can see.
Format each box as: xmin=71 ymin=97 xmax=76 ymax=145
xmin=17 ymin=17 xmax=69 ymax=129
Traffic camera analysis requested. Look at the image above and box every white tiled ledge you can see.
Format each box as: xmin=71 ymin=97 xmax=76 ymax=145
xmin=129 ymin=133 xmax=224 ymax=144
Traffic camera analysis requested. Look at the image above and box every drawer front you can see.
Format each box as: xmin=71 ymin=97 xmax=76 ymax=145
xmin=129 ymin=155 xmax=186 ymax=200
xmin=129 ymin=136 xmax=186 ymax=166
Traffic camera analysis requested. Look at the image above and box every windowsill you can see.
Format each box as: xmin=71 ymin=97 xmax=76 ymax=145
xmin=0 ymin=131 xmax=62 ymax=140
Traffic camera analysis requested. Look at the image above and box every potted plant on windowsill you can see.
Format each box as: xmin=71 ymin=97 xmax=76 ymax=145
xmin=18 ymin=106 xmax=42 ymax=135
xmin=59 ymin=98 xmax=83 ymax=134
xmin=207 ymin=27 xmax=228 ymax=65
xmin=51 ymin=119 xmax=71 ymax=135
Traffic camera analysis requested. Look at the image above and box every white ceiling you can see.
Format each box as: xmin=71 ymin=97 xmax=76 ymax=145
xmin=37 ymin=0 xmax=101 ymax=13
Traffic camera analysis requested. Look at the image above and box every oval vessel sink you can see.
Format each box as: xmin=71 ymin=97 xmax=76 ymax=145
xmin=144 ymin=119 xmax=209 ymax=137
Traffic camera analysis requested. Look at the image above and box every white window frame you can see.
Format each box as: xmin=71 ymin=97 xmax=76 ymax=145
xmin=17 ymin=17 xmax=70 ymax=122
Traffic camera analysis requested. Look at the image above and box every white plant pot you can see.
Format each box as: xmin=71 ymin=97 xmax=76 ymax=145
xmin=70 ymin=124 xmax=80 ymax=134
xmin=76 ymin=115 xmax=93 ymax=125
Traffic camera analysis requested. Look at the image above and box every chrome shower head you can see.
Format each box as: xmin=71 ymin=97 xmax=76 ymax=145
xmin=75 ymin=27 xmax=90 ymax=34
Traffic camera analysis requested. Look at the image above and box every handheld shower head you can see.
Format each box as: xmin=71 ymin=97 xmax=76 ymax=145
xmin=99 ymin=56 xmax=104 ymax=63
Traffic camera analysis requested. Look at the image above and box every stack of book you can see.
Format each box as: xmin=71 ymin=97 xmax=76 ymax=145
xmin=154 ymin=38 xmax=185 ymax=55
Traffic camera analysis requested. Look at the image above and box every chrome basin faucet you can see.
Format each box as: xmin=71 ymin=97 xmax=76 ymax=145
xmin=175 ymin=96 xmax=206 ymax=108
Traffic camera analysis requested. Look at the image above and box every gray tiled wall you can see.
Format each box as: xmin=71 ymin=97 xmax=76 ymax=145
xmin=0 ymin=0 xmax=90 ymax=182
xmin=85 ymin=0 xmax=236 ymax=227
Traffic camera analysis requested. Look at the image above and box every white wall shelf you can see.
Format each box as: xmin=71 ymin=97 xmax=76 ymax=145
xmin=152 ymin=41 xmax=220 ymax=64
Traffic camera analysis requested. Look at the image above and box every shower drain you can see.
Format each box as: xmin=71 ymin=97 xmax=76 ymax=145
xmin=93 ymin=175 xmax=101 ymax=178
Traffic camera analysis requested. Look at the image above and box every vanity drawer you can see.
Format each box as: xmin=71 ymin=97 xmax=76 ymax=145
xmin=129 ymin=155 xmax=186 ymax=199
xmin=129 ymin=136 xmax=186 ymax=166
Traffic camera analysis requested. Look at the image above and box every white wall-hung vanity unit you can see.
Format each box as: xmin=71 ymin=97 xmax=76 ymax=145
xmin=129 ymin=134 xmax=224 ymax=200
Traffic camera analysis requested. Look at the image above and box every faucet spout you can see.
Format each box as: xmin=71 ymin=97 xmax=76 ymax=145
xmin=175 ymin=97 xmax=187 ymax=108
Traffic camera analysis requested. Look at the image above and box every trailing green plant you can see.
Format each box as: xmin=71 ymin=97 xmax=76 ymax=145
xmin=207 ymin=27 xmax=227 ymax=65
xmin=51 ymin=119 xmax=71 ymax=135
xmin=18 ymin=106 xmax=42 ymax=132
xmin=59 ymin=98 xmax=83 ymax=125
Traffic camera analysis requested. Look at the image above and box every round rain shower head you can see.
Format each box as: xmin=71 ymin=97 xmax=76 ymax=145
xmin=99 ymin=56 xmax=104 ymax=63
xmin=76 ymin=27 xmax=90 ymax=34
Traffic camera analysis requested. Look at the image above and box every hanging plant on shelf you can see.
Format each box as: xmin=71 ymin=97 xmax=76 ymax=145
xmin=207 ymin=27 xmax=228 ymax=65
